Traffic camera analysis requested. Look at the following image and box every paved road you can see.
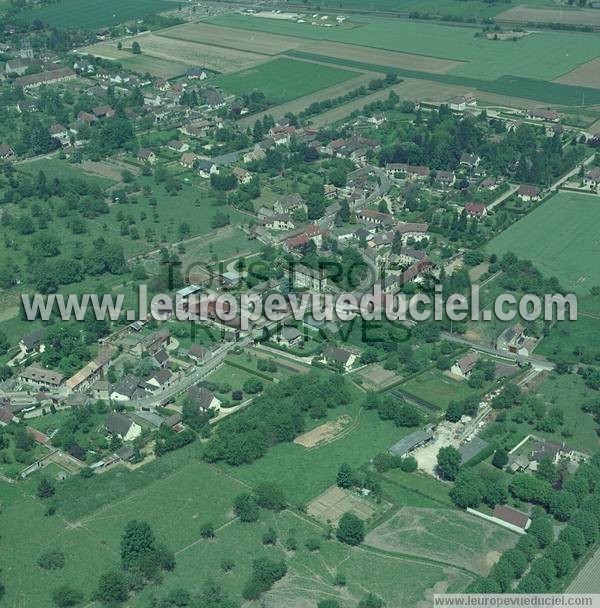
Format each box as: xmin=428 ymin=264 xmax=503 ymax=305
xmin=442 ymin=332 xmax=555 ymax=372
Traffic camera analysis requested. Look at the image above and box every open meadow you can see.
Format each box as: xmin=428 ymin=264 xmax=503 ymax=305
xmin=21 ymin=0 xmax=171 ymax=29
xmin=213 ymin=57 xmax=359 ymax=105
xmin=486 ymin=191 xmax=600 ymax=295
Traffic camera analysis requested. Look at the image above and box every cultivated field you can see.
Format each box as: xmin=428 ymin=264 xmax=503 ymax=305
xmin=208 ymin=14 xmax=600 ymax=82
xmin=400 ymin=368 xmax=483 ymax=409
xmin=82 ymin=32 xmax=267 ymax=75
xmin=365 ymin=508 xmax=518 ymax=576
xmin=300 ymin=40 xmax=462 ymax=74
xmin=213 ymin=57 xmax=359 ymax=105
xmin=555 ymin=58 xmax=600 ymax=89
xmin=497 ymin=5 xmax=600 ymax=28
xmin=357 ymin=364 xmax=398 ymax=390
xmin=486 ymin=191 xmax=600 ymax=294
xmin=22 ymin=0 xmax=170 ymax=29
xmin=568 ymin=546 xmax=600 ymax=593
xmin=158 ymin=21 xmax=304 ymax=55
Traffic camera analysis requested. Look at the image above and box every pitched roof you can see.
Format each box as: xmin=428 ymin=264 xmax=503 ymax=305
xmin=21 ymin=328 xmax=44 ymax=350
xmin=492 ymin=505 xmax=530 ymax=529
xmin=187 ymin=385 xmax=217 ymax=410
xmin=113 ymin=374 xmax=140 ymax=398
xmin=19 ymin=365 xmax=64 ymax=386
xmin=324 ymin=346 xmax=353 ymax=365
xmin=0 ymin=406 xmax=15 ymax=424
xmin=105 ymin=412 xmax=134 ymax=436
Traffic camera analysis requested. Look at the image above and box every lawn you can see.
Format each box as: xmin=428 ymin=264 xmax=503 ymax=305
xmin=130 ymin=509 xmax=475 ymax=608
xmin=22 ymin=0 xmax=171 ymax=29
xmin=217 ymin=395 xmax=417 ymax=506
xmin=400 ymin=368 xmax=486 ymax=409
xmin=364 ymin=507 xmax=518 ymax=576
xmin=382 ymin=469 xmax=454 ymax=507
xmin=486 ymin=191 xmax=600 ymax=295
xmin=520 ymin=372 xmax=599 ymax=454
xmin=208 ymin=14 xmax=600 ymax=82
xmin=18 ymin=158 xmax=115 ymax=190
xmin=213 ymin=57 xmax=359 ymax=104
xmin=118 ymin=54 xmax=190 ymax=79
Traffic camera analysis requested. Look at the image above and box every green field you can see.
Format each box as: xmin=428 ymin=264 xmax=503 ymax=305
xmin=208 ymin=14 xmax=600 ymax=82
xmin=217 ymin=397 xmax=415 ymax=506
xmin=213 ymin=57 xmax=359 ymax=104
xmin=18 ymin=158 xmax=115 ymax=190
xmin=486 ymin=191 xmax=600 ymax=295
xmin=364 ymin=507 xmax=518 ymax=575
xmin=130 ymin=509 xmax=475 ymax=607
xmin=22 ymin=0 xmax=171 ymax=29
xmin=119 ymin=54 xmax=190 ymax=79
xmin=400 ymin=368 xmax=487 ymax=409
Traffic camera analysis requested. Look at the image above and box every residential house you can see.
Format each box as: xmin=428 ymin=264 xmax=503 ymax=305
xmin=187 ymin=385 xmax=221 ymax=412
xmin=518 ymin=184 xmax=541 ymax=202
xmin=277 ymin=326 xmax=304 ymax=348
xmin=396 ymin=222 xmax=429 ymax=243
xmin=357 ymin=208 xmax=394 ymax=230
xmin=16 ymin=99 xmax=37 ymax=113
xmin=323 ymin=346 xmax=356 ymax=371
xmin=435 ymin=170 xmax=456 ymax=188
xmin=105 ymin=412 xmax=142 ymax=442
xmin=294 ymin=264 xmax=327 ymax=291
xmin=496 ymin=323 xmax=526 ymax=354
xmin=144 ymin=369 xmax=173 ymax=393
xmin=584 ymin=167 xmax=600 ymax=189
xmin=5 ymin=58 xmax=34 ymax=75
xmin=386 ymin=163 xmax=430 ymax=181
xmin=19 ymin=328 xmax=45 ymax=355
xmin=186 ymin=67 xmax=207 ymax=80
xmin=459 ymin=152 xmax=481 ymax=170
xmin=0 ymin=144 xmax=15 ymax=160
xmin=180 ymin=152 xmax=197 ymax=168
xmin=232 ymin=167 xmax=252 ymax=184
xmin=142 ymin=330 xmax=171 ymax=356
xmin=65 ymin=350 xmax=112 ymax=393
xmin=274 ymin=193 xmax=306 ymax=215
xmin=48 ymin=123 xmax=69 ymax=146
xmin=0 ymin=406 xmax=17 ymax=426
xmin=243 ymin=144 xmax=266 ymax=164
xmin=153 ymin=349 xmax=169 ymax=369
xmin=204 ymin=90 xmax=225 ymax=109
xmin=264 ymin=213 xmax=295 ymax=231
xmin=188 ymin=344 xmax=211 ymax=364
xmin=137 ymin=148 xmax=157 ymax=165
xmin=167 ymin=140 xmax=189 ymax=153
xmin=110 ymin=375 xmax=142 ymax=402
xmin=15 ymin=67 xmax=76 ymax=89
xmin=464 ymin=202 xmax=487 ymax=219
xmin=528 ymin=108 xmax=560 ymax=123
xmin=396 ymin=248 xmax=426 ymax=266
xmin=91 ymin=380 xmax=111 ymax=401
xmin=450 ymin=352 xmax=480 ymax=379
xmin=19 ymin=365 xmax=64 ymax=389
xmin=197 ymin=159 xmax=218 ymax=178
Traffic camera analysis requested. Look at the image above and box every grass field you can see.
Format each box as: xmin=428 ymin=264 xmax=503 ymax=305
xmin=400 ymin=368 xmax=486 ymax=409
xmin=22 ymin=0 xmax=171 ymax=29
xmin=364 ymin=507 xmax=518 ymax=575
xmin=18 ymin=158 xmax=115 ymax=190
xmin=213 ymin=57 xmax=359 ymax=105
xmin=217 ymin=396 xmax=414 ymax=506
xmin=486 ymin=192 xmax=600 ymax=295
xmin=130 ymin=509 xmax=475 ymax=608
xmin=208 ymin=14 xmax=600 ymax=82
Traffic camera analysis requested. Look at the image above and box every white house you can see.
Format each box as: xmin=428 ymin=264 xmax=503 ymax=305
xmin=105 ymin=412 xmax=142 ymax=442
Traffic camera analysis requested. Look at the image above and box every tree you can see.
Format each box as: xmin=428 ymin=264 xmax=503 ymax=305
xmin=546 ymin=541 xmax=574 ymax=577
xmin=38 ymin=550 xmax=65 ymax=570
xmin=528 ymin=516 xmax=554 ymax=548
xmin=37 ymin=477 xmax=55 ymax=499
xmin=131 ymin=41 xmax=141 ymax=54
xmin=120 ymin=520 xmax=156 ymax=569
xmin=336 ymin=463 xmax=354 ymax=489
xmin=529 ymin=557 xmax=556 ymax=589
xmin=450 ymin=469 xmax=484 ymax=509
xmin=437 ymin=446 xmax=461 ymax=481
xmin=318 ymin=600 xmax=341 ymax=608
xmin=503 ymin=548 xmax=528 ymax=578
xmin=492 ymin=448 xmax=509 ymax=469
xmin=94 ymin=571 xmax=128 ymax=604
xmin=254 ymin=482 xmax=286 ymax=511
xmin=243 ymin=377 xmax=263 ymax=394
xmin=200 ymin=522 xmax=215 ymax=539
xmin=516 ymin=574 xmax=546 ymax=594
xmin=549 ymin=490 xmax=577 ymax=522
xmin=559 ymin=526 xmax=586 ymax=559
xmin=234 ymin=493 xmax=259 ymax=522
xmin=242 ymin=557 xmax=287 ymax=600
xmin=336 ymin=512 xmax=365 ymax=546
xmin=358 ymin=594 xmax=385 ymax=608
xmin=262 ymin=527 xmax=277 ymax=545
xmin=570 ymin=510 xmax=599 ymax=545
xmin=52 ymin=585 xmax=84 ymax=607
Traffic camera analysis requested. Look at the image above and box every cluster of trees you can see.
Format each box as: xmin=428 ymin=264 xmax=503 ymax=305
xmin=203 ymin=373 xmax=351 ymax=466
xmin=336 ymin=462 xmax=382 ymax=497
xmin=469 ymin=453 xmax=600 ymax=593
xmin=363 ymin=391 xmax=422 ymax=428
xmin=149 ymin=580 xmax=238 ymax=608
xmin=154 ymin=426 xmax=195 ymax=457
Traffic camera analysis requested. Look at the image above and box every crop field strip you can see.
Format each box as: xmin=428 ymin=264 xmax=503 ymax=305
xmin=206 ymin=13 xmax=600 ymax=81
xmin=496 ymin=5 xmax=600 ymax=28
xmin=284 ymin=50 xmax=600 ymax=107
xmin=555 ymin=58 xmax=600 ymax=90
